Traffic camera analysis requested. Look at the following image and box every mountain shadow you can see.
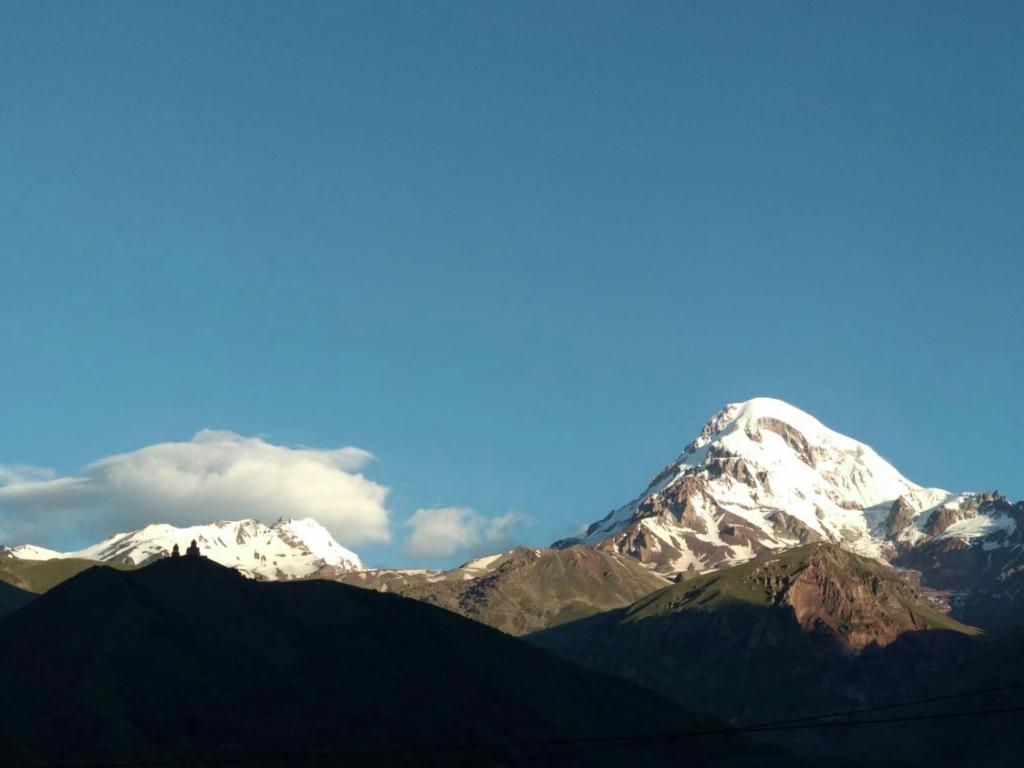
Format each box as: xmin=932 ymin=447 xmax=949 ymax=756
xmin=529 ymin=543 xmax=1005 ymax=765
xmin=0 ymin=556 xmax=776 ymax=767
xmin=0 ymin=579 xmax=33 ymax=619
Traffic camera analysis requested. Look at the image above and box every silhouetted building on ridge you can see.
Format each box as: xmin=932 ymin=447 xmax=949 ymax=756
xmin=185 ymin=539 xmax=201 ymax=558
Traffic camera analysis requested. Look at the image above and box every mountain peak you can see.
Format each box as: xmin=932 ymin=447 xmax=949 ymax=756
xmin=556 ymin=399 xmax=1007 ymax=575
xmin=684 ymin=397 xmax=885 ymax=466
xmin=272 ymin=516 xmax=327 ymax=532
xmin=708 ymin=397 xmax=826 ymax=433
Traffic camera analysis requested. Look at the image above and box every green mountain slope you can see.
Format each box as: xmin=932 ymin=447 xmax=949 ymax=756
xmin=0 ymin=557 xmax=136 ymax=593
xmin=336 ymin=545 xmax=669 ymax=634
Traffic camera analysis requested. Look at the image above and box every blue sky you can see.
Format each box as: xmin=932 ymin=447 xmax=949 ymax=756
xmin=1 ymin=1 xmax=1021 ymax=568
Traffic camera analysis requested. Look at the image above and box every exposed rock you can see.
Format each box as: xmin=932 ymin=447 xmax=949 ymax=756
xmin=705 ymin=446 xmax=757 ymax=486
xmin=716 ymin=510 xmax=776 ymax=551
xmin=752 ymin=417 xmax=818 ymax=468
xmin=924 ymin=504 xmax=977 ymax=537
xmin=636 ymin=477 xmax=710 ymax=533
xmin=886 ymin=495 xmax=917 ymax=537
xmin=765 ymin=510 xmax=824 ymax=544
xmin=783 ymin=545 xmax=937 ymax=650
xmin=645 ymin=461 xmax=679 ymax=491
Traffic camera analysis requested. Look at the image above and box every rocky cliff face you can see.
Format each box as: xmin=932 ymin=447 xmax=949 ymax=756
xmin=623 ymin=543 xmax=975 ymax=651
xmin=530 ymin=543 xmax=980 ymax=726
xmin=775 ymin=545 xmax=956 ymax=650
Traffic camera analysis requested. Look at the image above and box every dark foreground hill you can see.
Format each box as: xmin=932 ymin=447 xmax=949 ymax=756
xmin=0 ymin=579 xmax=33 ymax=618
xmin=0 ymin=557 xmax=773 ymax=768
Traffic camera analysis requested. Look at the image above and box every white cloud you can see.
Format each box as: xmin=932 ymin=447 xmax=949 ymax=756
xmin=0 ymin=430 xmax=390 ymax=548
xmin=486 ymin=511 xmax=523 ymax=541
xmin=403 ymin=506 xmax=528 ymax=559
xmin=0 ymin=464 xmax=57 ymax=485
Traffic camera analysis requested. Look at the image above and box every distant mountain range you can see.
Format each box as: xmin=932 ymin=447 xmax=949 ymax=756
xmin=3 ymin=397 xmax=1021 ymax=633
xmin=335 ymin=545 xmax=670 ymax=634
xmin=331 ymin=397 xmax=1023 ymax=637
xmin=2 ymin=517 xmax=362 ymax=580
xmin=3 ymin=524 xmax=670 ymax=635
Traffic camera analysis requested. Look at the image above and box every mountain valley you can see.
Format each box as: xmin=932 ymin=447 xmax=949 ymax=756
xmin=1 ymin=397 xmax=1022 ymax=766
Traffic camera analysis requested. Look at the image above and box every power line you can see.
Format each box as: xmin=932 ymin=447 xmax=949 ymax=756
xmin=40 ymin=681 xmax=1024 ymax=768
xmin=729 ymin=678 xmax=1024 ymax=729
xmin=478 ymin=704 xmax=1024 ymax=768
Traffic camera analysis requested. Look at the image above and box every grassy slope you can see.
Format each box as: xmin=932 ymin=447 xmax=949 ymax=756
xmin=339 ymin=546 xmax=669 ymax=635
xmin=0 ymin=558 xmax=136 ymax=593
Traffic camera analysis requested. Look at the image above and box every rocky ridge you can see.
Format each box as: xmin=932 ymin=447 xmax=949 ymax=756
xmin=333 ymin=545 xmax=670 ymax=634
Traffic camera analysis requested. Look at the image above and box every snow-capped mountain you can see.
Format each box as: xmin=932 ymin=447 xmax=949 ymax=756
xmin=556 ymin=397 xmax=1020 ymax=575
xmin=2 ymin=517 xmax=363 ymax=580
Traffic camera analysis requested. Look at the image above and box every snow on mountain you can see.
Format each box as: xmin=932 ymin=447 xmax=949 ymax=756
xmin=1 ymin=544 xmax=65 ymax=560
xmin=556 ymin=397 xmax=1017 ymax=575
xmin=3 ymin=517 xmax=363 ymax=580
